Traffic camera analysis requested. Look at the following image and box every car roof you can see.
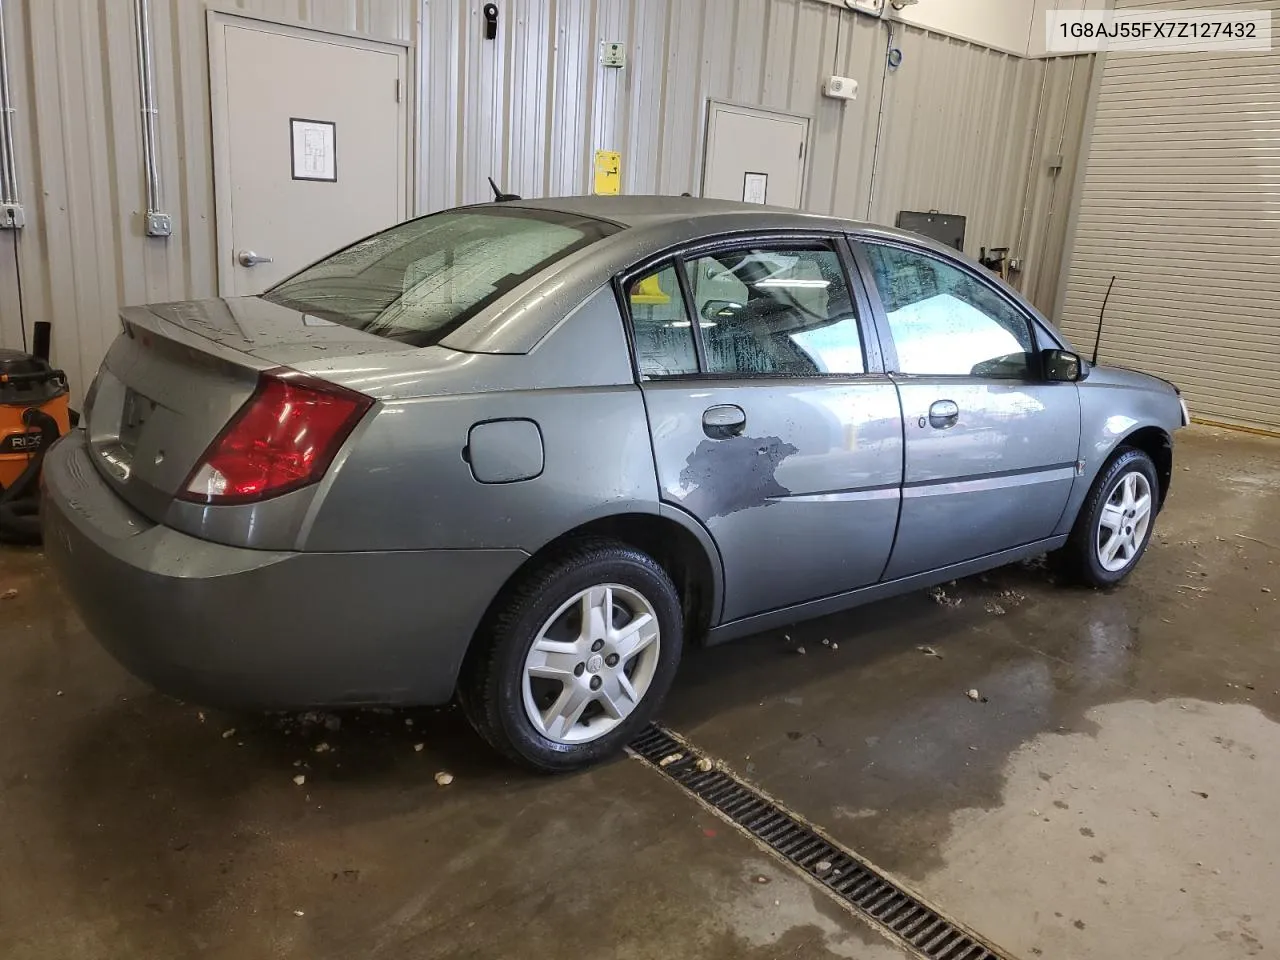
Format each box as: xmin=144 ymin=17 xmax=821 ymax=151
xmin=500 ymin=194 xmax=859 ymax=231
xmin=493 ymin=195 xmax=969 ymax=260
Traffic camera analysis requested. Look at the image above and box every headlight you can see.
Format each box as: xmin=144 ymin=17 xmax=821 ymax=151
xmin=1179 ymin=397 xmax=1191 ymax=427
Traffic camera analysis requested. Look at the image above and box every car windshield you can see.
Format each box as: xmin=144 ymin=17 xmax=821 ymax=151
xmin=263 ymin=208 xmax=619 ymax=347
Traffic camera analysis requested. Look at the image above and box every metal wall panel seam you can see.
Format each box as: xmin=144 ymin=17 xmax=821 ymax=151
xmin=1014 ymin=62 xmax=1051 ymax=256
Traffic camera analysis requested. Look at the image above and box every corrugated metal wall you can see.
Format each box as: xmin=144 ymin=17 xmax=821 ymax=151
xmin=421 ymin=1 xmax=1094 ymax=277
xmin=1017 ymin=49 xmax=1096 ymax=312
xmin=0 ymin=0 xmax=413 ymax=401
xmin=868 ymin=23 xmax=1095 ymax=310
xmin=1058 ymin=0 xmax=1280 ymax=431
xmin=0 ymin=0 xmax=1090 ymax=400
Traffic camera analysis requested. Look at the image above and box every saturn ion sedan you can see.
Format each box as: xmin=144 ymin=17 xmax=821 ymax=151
xmin=44 ymin=196 xmax=1187 ymax=770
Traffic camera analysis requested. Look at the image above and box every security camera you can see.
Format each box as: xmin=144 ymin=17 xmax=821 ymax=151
xmin=889 ymin=0 xmax=919 ymax=8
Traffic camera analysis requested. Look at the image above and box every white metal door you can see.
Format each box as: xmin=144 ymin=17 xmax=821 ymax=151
xmin=208 ymin=14 xmax=408 ymax=295
xmin=702 ymin=102 xmax=809 ymax=208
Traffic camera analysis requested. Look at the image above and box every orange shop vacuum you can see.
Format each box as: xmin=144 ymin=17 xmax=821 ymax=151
xmin=0 ymin=321 xmax=73 ymax=544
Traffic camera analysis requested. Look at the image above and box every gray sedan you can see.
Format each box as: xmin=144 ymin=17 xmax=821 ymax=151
xmin=43 ymin=197 xmax=1186 ymax=769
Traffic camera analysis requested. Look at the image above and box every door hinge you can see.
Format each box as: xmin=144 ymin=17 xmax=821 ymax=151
xmin=799 ymin=140 xmax=805 ymax=159
xmin=395 ymin=78 xmax=402 ymax=103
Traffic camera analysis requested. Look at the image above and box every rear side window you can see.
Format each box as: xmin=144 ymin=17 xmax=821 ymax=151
xmin=265 ymin=208 xmax=618 ymax=347
xmin=627 ymin=264 xmax=700 ymax=377
xmin=684 ymin=245 xmax=865 ymax=376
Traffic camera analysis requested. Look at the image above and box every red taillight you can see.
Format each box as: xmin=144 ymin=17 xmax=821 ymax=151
xmin=180 ymin=371 xmax=373 ymax=505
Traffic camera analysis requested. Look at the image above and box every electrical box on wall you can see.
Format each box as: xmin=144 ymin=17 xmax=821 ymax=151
xmin=845 ymin=0 xmax=884 ymax=15
xmin=823 ymin=76 xmax=859 ymax=101
xmin=600 ymin=42 xmax=626 ymax=68
xmin=0 ymin=204 xmax=24 ymax=229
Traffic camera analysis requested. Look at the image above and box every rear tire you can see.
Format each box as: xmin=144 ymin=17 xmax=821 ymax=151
xmin=1054 ymin=447 xmax=1160 ymax=587
xmin=458 ymin=538 xmax=683 ymax=772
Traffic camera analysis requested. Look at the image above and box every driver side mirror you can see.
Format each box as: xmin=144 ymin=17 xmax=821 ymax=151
xmin=1042 ymin=348 xmax=1088 ymax=383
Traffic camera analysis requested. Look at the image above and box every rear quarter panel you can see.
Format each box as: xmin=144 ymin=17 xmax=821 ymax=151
xmin=302 ymin=288 xmax=661 ymax=552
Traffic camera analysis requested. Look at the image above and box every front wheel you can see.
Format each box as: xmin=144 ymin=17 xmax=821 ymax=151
xmin=459 ymin=539 xmax=683 ymax=771
xmin=1055 ymin=447 xmax=1160 ymax=587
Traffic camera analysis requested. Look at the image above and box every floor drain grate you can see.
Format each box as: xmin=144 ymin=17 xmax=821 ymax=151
xmin=629 ymin=724 xmax=1012 ymax=960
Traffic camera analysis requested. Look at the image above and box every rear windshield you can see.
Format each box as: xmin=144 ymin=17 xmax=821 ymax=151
xmin=263 ymin=208 xmax=619 ymax=347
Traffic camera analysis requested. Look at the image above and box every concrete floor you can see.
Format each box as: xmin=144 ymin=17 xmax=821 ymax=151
xmin=2 ymin=425 xmax=1277 ymax=959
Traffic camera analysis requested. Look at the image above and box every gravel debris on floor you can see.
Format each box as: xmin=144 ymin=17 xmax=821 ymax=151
xmin=930 ymin=586 xmax=962 ymax=607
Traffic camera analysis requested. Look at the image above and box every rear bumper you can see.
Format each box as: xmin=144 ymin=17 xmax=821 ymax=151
xmin=42 ymin=431 xmax=527 ymax=709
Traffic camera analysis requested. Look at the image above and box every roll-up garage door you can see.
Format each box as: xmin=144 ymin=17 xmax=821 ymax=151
xmin=1059 ymin=0 xmax=1280 ymax=432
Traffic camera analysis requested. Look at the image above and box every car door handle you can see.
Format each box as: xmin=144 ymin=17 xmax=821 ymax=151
xmin=237 ymin=249 xmax=273 ymax=267
xmin=927 ymin=399 xmax=960 ymax=429
xmin=702 ymin=404 xmax=746 ymax=439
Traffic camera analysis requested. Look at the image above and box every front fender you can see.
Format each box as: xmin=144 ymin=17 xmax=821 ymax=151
xmin=1052 ymin=374 xmax=1182 ymax=536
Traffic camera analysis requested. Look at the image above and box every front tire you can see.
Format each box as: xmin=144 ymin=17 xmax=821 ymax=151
xmin=1056 ymin=447 xmax=1160 ymax=587
xmin=459 ymin=538 xmax=683 ymax=771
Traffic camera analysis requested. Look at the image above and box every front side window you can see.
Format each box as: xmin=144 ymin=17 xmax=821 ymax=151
xmin=265 ymin=208 xmax=618 ymax=347
xmin=862 ymin=244 xmax=1035 ymax=378
xmin=627 ymin=264 xmax=699 ymax=377
xmin=682 ymin=245 xmax=865 ymax=376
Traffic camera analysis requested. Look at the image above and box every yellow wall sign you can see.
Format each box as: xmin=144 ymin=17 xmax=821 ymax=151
xmin=593 ymin=150 xmax=621 ymax=196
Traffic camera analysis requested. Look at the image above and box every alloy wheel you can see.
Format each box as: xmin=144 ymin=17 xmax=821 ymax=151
xmin=521 ymin=583 xmax=661 ymax=744
xmin=1096 ymin=470 xmax=1153 ymax=573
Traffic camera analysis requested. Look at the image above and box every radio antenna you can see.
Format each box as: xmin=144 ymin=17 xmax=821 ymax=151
xmin=487 ymin=177 xmax=521 ymax=202
xmin=1092 ymin=275 xmax=1116 ymax=365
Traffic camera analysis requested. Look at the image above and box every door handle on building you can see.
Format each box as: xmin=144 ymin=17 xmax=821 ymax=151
xmin=237 ymin=250 xmax=273 ymax=267
xmin=927 ymin=399 xmax=959 ymax=429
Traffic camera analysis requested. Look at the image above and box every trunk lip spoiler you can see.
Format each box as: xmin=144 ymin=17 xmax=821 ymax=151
xmin=118 ymin=305 xmax=278 ymax=374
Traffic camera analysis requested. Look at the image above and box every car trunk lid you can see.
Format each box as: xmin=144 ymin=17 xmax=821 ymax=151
xmin=87 ymin=297 xmax=410 ymax=520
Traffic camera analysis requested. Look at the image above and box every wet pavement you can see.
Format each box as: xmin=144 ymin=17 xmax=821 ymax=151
xmin=2 ymin=425 xmax=1277 ymax=959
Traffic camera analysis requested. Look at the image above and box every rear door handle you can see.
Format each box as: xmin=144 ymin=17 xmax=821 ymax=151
xmin=702 ymin=404 xmax=746 ymax=439
xmin=927 ymin=399 xmax=959 ymax=429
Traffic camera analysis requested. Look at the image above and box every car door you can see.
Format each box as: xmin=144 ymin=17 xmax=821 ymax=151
xmin=621 ymin=236 xmax=904 ymax=623
xmin=851 ymin=237 xmax=1081 ymax=580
